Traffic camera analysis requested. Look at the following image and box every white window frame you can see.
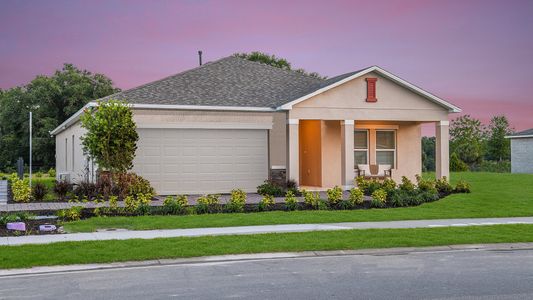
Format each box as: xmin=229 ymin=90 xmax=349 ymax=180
xmin=354 ymin=129 xmax=369 ymax=166
xmin=375 ymin=129 xmax=396 ymax=168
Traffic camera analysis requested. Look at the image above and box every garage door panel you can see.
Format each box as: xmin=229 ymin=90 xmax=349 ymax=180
xmin=133 ymin=128 xmax=268 ymax=195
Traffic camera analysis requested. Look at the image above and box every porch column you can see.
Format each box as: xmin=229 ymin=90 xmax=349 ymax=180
xmin=287 ymin=119 xmax=299 ymax=185
xmin=341 ymin=120 xmax=355 ymax=189
xmin=435 ymin=120 xmax=450 ymax=180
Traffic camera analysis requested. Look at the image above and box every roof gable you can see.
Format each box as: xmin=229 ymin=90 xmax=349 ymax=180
xmin=279 ymin=66 xmax=461 ymax=113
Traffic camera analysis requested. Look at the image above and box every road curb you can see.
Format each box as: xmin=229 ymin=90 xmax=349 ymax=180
xmin=2 ymin=242 xmax=533 ymax=277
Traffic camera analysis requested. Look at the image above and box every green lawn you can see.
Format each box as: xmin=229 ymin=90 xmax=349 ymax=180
xmin=2 ymin=224 xmax=533 ymax=269
xmin=65 ymin=172 xmax=533 ymax=233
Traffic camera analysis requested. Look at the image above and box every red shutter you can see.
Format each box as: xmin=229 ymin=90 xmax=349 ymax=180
xmin=366 ymin=78 xmax=378 ymax=102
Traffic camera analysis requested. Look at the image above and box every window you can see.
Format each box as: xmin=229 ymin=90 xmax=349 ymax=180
xmin=354 ymin=130 xmax=369 ymax=166
xmin=376 ymin=130 xmax=396 ymax=167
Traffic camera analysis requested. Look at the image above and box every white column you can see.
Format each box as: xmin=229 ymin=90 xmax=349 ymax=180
xmin=341 ymin=120 xmax=355 ymax=189
xmin=435 ymin=120 xmax=450 ymax=180
xmin=287 ymin=119 xmax=299 ymax=185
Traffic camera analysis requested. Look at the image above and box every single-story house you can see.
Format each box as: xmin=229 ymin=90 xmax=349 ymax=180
xmin=51 ymin=56 xmax=461 ymax=195
xmin=506 ymin=128 xmax=533 ymax=174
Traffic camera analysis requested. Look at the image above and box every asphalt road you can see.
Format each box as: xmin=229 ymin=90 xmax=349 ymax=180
xmin=2 ymin=249 xmax=533 ymax=299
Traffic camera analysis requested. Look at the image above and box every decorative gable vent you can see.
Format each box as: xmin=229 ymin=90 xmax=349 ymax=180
xmin=366 ymin=78 xmax=378 ymax=102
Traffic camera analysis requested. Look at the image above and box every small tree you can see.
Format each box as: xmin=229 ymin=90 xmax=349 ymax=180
xmin=80 ymin=100 xmax=138 ymax=173
xmin=486 ymin=115 xmax=513 ymax=161
xmin=450 ymin=115 xmax=486 ymax=167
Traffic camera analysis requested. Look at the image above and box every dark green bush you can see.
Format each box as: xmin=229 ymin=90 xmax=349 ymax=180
xmin=257 ymin=180 xmax=283 ymax=197
xmin=450 ymin=152 xmax=469 ymax=171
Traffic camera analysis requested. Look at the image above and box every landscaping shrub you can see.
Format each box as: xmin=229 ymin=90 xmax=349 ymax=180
xmin=284 ymin=190 xmax=298 ymax=211
xmin=10 ymin=175 xmax=31 ymax=202
xmin=196 ymin=194 xmax=221 ymax=214
xmin=126 ymin=173 xmax=155 ymax=198
xmin=382 ymin=178 xmax=397 ymax=192
xmin=35 ymin=171 xmax=43 ymax=178
xmin=53 ymin=180 xmax=72 ymax=201
xmin=162 ymin=196 xmax=185 ymax=215
xmin=399 ymin=176 xmax=415 ymax=192
xmin=258 ymin=194 xmax=275 ymax=211
xmin=337 ymin=199 xmax=354 ymax=210
xmin=371 ymin=189 xmax=387 ymax=208
xmin=366 ymin=180 xmax=383 ymax=196
xmin=73 ymin=180 xmax=98 ymax=200
xmin=326 ymin=186 xmax=343 ymax=207
xmin=286 ymin=179 xmax=301 ymax=196
xmin=415 ymin=175 xmax=437 ymax=193
xmin=435 ymin=177 xmax=453 ymax=197
xmin=226 ymin=189 xmax=247 ymax=213
xmin=31 ymin=182 xmax=48 ymax=202
xmin=257 ymin=180 xmax=283 ymax=197
xmin=455 ymin=180 xmax=471 ymax=193
xmin=386 ymin=189 xmax=412 ymax=207
xmin=348 ymin=188 xmax=364 ymax=206
xmin=48 ymin=168 xmax=56 ymax=178
xmin=302 ymin=190 xmax=320 ymax=209
xmin=56 ymin=206 xmax=83 ymax=221
xmin=416 ymin=190 xmax=440 ymax=203
xmin=355 ymin=176 xmax=368 ymax=191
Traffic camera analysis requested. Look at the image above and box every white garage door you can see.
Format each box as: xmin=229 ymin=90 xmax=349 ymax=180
xmin=133 ymin=128 xmax=269 ymax=195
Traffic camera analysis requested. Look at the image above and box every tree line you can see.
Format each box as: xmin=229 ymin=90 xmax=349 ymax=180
xmin=423 ymin=115 xmax=513 ymax=172
xmin=0 ymin=64 xmax=119 ymax=172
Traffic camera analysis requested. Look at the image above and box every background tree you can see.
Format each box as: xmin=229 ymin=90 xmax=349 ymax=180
xmin=234 ymin=51 xmax=326 ymax=79
xmin=449 ymin=115 xmax=486 ymax=167
xmin=0 ymin=64 xmax=119 ymax=171
xmin=421 ymin=136 xmax=435 ymax=172
xmin=485 ymin=115 xmax=513 ymax=161
xmin=80 ymin=100 xmax=138 ymax=173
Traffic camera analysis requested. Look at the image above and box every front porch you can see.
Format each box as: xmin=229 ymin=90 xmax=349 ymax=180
xmin=287 ymin=119 xmax=449 ymax=189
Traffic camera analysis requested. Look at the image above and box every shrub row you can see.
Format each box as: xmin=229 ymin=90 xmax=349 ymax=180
xmin=8 ymin=172 xmax=155 ymax=203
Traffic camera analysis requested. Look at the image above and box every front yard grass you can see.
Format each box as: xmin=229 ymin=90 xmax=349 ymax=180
xmin=2 ymin=224 xmax=533 ymax=269
xmin=64 ymin=172 xmax=533 ymax=233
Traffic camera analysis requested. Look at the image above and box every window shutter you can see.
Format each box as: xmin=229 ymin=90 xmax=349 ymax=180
xmin=366 ymin=78 xmax=378 ymax=102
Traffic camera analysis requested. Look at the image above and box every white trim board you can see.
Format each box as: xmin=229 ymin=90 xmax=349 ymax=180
xmin=277 ymin=66 xmax=462 ymax=113
xmin=137 ymin=122 xmax=273 ymax=130
xmin=50 ymin=102 xmax=275 ymax=135
xmin=505 ymin=135 xmax=533 ymax=139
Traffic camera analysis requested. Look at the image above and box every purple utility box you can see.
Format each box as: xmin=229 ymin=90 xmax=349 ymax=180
xmin=6 ymin=222 xmax=26 ymax=231
xmin=39 ymin=225 xmax=57 ymax=232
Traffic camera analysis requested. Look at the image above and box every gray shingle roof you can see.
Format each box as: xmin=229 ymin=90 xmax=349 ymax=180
xmin=507 ymin=128 xmax=533 ymax=138
xmin=99 ymin=56 xmax=329 ymax=108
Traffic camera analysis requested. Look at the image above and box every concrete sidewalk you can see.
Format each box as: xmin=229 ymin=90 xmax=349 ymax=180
xmin=2 ymin=216 xmax=533 ymax=246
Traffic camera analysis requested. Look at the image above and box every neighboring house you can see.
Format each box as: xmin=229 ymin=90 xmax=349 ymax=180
xmin=506 ymin=128 xmax=533 ymax=174
xmin=51 ymin=56 xmax=461 ymax=195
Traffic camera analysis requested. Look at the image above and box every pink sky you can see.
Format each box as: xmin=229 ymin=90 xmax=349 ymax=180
xmin=1 ymin=0 xmax=532 ymax=134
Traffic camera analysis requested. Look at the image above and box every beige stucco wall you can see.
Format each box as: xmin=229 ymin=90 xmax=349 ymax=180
xmin=269 ymin=112 xmax=287 ymax=168
xmin=289 ymin=71 xmax=449 ymax=122
xmin=321 ymin=120 xmax=342 ymax=187
xmin=55 ymin=121 xmax=88 ymax=183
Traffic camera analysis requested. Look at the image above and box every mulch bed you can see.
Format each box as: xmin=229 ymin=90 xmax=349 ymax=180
xmin=0 ymin=219 xmax=61 ymax=237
